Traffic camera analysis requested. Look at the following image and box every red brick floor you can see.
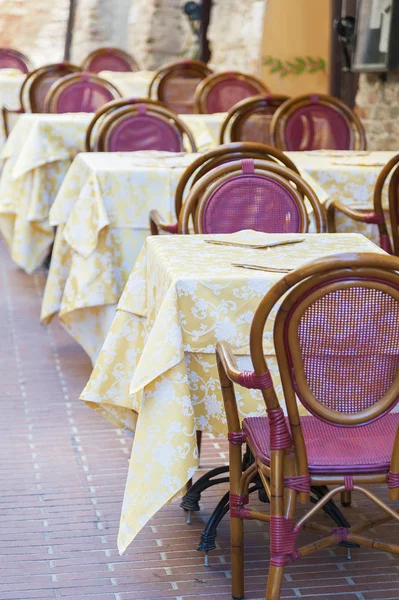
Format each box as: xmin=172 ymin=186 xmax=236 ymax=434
xmin=1 ymin=236 xmax=399 ymax=600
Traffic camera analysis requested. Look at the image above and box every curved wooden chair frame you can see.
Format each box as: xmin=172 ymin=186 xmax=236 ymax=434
xmin=270 ymin=93 xmax=367 ymax=151
xmin=0 ymin=47 xmax=32 ymax=73
xmin=219 ymin=93 xmax=290 ymax=144
xmin=81 ymin=47 xmax=139 ymax=73
xmin=2 ymin=62 xmax=81 ymax=139
xmin=149 ymin=142 xmax=301 ymax=235
xmin=194 ymin=71 xmax=269 ymax=114
xmin=96 ymin=103 xmax=197 ymax=153
xmin=43 ymin=72 xmax=121 ymax=113
xmin=216 ymin=252 xmax=399 ymax=599
xmin=148 ymin=59 xmax=212 ymax=112
xmin=327 ymin=152 xmax=399 ymax=255
xmin=178 ymin=158 xmax=325 ymax=234
xmin=85 ymin=97 xmax=164 ymax=151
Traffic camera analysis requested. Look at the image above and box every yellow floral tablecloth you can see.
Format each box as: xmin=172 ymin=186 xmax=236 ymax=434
xmin=98 ymin=70 xmax=155 ymax=98
xmin=0 ymin=68 xmax=25 ymax=150
xmin=40 ymin=151 xmax=201 ymax=363
xmin=287 ymin=150 xmax=397 ymax=244
xmin=80 ymin=231 xmax=383 ymax=553
xmin=0 ymin=112 xmax=219 ymax=273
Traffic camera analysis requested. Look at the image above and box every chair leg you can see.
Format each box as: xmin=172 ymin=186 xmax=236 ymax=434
xmin=341 ymin=491 xmax=352 ymax=507
xmin=266 ymin=564 xmax=284 ymax=600
xmin=231 ymin=516 xmax=244 ymax=600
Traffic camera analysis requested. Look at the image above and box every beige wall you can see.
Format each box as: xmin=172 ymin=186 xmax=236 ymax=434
xmin=262 ymin=0 xmax=331 ymax=96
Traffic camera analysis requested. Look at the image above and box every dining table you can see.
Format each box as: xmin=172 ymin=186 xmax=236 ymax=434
xmin=0 ymin=68 xmax=25 ymax=151
xmin=40 ymin=150 xmax=201 ymax=363
xmin=98 ymin=70 xmax=155 ymax=98
xmin=0 ymin=111 xmax=225 ymax=273
xmin=79 ymin=230 xmax=385 ymax=554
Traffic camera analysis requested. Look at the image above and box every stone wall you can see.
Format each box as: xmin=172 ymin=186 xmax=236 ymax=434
xmin=128 ymin=0 xmax=195 ymax=70
xmin=355 ymin=73 xmax=399 ymax=150
xmin=0 ymin=0 xmax=69 ymax=67
xmin=208 ymin=0 xmax=267 ymax=74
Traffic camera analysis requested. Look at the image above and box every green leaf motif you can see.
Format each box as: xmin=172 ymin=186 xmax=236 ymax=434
xmin=262 ymin=55 xmax=327 ymax=77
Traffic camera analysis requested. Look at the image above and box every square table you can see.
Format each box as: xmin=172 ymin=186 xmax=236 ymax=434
xmin=0 ymin=111 xmax=224 ymax=273
xmin=80 ymin=231 xmax=384 ymax=554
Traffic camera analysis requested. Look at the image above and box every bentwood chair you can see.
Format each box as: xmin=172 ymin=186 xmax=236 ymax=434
xmin=149 ymin=142 xmax=301 ymax=235
xmin=178 ymin=158 xmax=325 ymax=234
xmin=44 ymin=73 xmax=121 ymax=113
xmin=85 ymin=97 xmax=164 ymax=151
xmin=194 ymin=71 xmax=269 ymax=114
xmin=0 ymin=47 xmax=31 ymax=73
xmin=327 ymin=152 xmax=399 ymax=255
xmin=81 ymin=47 xmax=139 ymax=73
xmin=217 ymin=252 xmax=399 ymax=600
xmin=2 ymin=62 xmax=81 ymax=138
xmin=220 ymin=94 xmax=289 ymax=144
xmin=270 ymin=93 xmax=367 ymax=151
xmin=149 ymin=59 xmax=213 ymax=114
xmin=96 ymin=102 xmax=197 ymax=152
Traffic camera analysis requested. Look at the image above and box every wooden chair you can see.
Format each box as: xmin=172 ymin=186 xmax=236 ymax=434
xmin=216 ymin=251 xmax=399 ymax=599
xmin=327 ymin=152 xmax=399 ymax=255
xmin=149 ymin=59 xmax=212 ymax=114
xmin=194 ymin=71 xmax=269 ymax=114
xmin=81 ymin=47 xmax=139 ymax=73
xmin=179 ymin=158 xmax=326 ymax=234
xmin=85 ymin=97 xmax=164 ymax=151
xmin=0 ymin=47 xmax=31 ymax=73
xmin=219 ymin=94 xmax=289 ymax=144
xmin=96 ymin=102 xmax=197 ymax=152
xmin=149 ymin=142 xmax=301 ymax=235
xmin=270 ymin=93 xmax=367 ymax=151
xmin=2 ymin=62 xmax=81 ymax=138
xmin=44 ymin=73 xmax=121 ymax=113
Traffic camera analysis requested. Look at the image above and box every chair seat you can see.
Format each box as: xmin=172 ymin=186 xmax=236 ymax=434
xmin=242 ymin=413 xmax=399 ymax=474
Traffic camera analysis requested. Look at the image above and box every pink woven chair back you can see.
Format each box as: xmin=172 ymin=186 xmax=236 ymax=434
xmin=0 ymin=48 xmax=30 ymax=73
xmin=49 ymin=76 xmax=119 ymax=113
xmin=238 ymin=112 xmax=275 ymax=145
xmin=104 ymin=106 xmax=182 ymax=152
xmin=201 ymin=159 xmax=302 ymax=234
xmin=29 ymin=64 xmax=81 ymax=113
xmin=206 ymin=78 xmax=264 ymax=114
xmin=283 ymin=97 xmax=354 ymax=151
xmin=85 ymin=53 xmax=134 ymax=73
xmin=161 ymin=76 xmax=204 ymax=114
xmin=287 ymin=279 xmax=399 ymax=421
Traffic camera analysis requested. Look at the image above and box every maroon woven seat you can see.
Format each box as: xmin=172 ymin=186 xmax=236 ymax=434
xmin=243 ymin=413 xmax=399 ymax=474
xmin=194 ymin=71 xmax=269 ymax=114
xmin=0 ymin=48 xmax=31 ymax=73
xmin=81 ymin=47 xmax=139 ymax=73
xmin=271 ymin=93 xmax=366 ymax=151
xmin=44 ymin=73 xmax=121 ymax=113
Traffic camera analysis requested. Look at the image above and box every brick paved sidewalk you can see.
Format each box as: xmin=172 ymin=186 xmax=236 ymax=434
xmin=1 ymin=237 xmax=398 ymax=600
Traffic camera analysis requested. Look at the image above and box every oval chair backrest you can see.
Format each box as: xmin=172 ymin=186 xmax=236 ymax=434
xmin=81 ymin=47 xmax=139 ymax=73
xmin=0 ymin=48 xmax=31 ymax=73
xmin=179 ymin=158 xmax=325 ymax=234
xmin=44 ymin=73 xmax=121 ymax=113
xmin=85 ymin=97 xmax=165 ymax=151
xmin=249 ymin=254 xmax=399 ymax=428
xmin=149 ymin=59 xmax=213 ymax=114
xmin=220 ymin=94 xmax=290 ymax=145
xmin=194 ymin=71 xmax=269 ymax=114
xmin=271 ymin=94 xmax=367 ymax=151
xmin=28 ymin=63 xmax=82 ymax=113
xmin=174 ymin=142 xmax=301 ymax=219
xmin=97 ymin=104 xmax=197 ymax=152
